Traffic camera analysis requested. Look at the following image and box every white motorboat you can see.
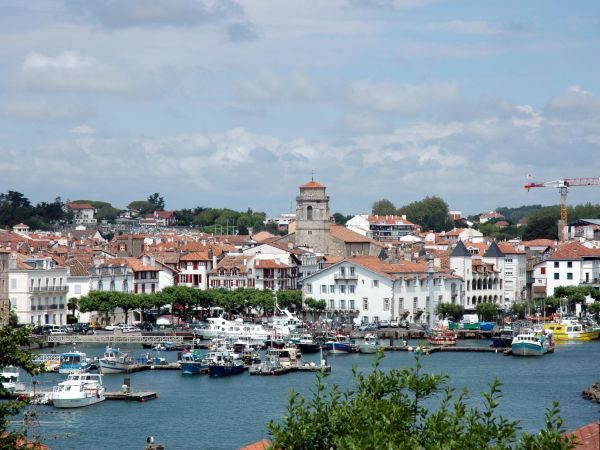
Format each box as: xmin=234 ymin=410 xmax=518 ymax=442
xmin=99 ymin=346 xmax=135 ymax=374
xmin=196 ymin=317 xmax=270 ymax=343
xmin=59 ymin=348 xmax=91 ymax=374
xmin=52 ymin=373 xmax=105 ymax=408
xmin=359 ymin=333 xmax=380 ymax=354
xmin=268 ymin=309 xmax=304 ymax=338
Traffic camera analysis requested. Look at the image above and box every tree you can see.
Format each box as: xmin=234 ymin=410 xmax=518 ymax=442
xmin=267 ymin=355 xmax=575 ymax=449
xmin=475 ymin=302 xmax=499 ymax=321
xmin=127 ymin=200 xmax=154 ymax=215
xmin=522 ymin=210 xmax=560 ymax=240
xmin=147 ymin=193 xmax=165 ymax=211
xmin=333 ymin=213 xmax=350 ymax=226
xmin=371 ymin=199 xmax=396 ymax=216
xmin=0 ymin=326 xmax=41 ymax=448
xmin=397 ymin=196 xmax=454 ymax=232
xmin=588 ymin=301 xmax=600 ymax=320
xmin=436 ymin=303 xmax=464 ymax=321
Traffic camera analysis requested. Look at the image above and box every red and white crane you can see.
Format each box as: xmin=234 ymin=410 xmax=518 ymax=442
xmin=524 ymin=177 xmax=600 ymax=241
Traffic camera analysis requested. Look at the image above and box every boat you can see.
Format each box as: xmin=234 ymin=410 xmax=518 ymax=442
xmin=491 ymin=327 xmax=514 ymax=349
xmin=196 ymin=317 xmax=270 ymax=343
xmin=99 ymin=346 xmax=135 ymax=374
xmin=511 ymin=331 xmax=553 ymax=356
xmin=359 ymin=333 xmax=380 ymax=354
xmin=542 ymin=320 xmax=600 ymax=341
xmin=324 ymin=335 xmax=358 ymax=354
xmin=51 ymin=373 xmax=105 ymax=408
xmin=231 ymin=340 xmax=261 ymax=365
xmin=426 ymin=328 xmax=457 ymax=346
xmin=207 ymin=351 xmax=245 ymax=377
xmin=1 ymin=366 xmax=26 ymax=393
xmin=181 ymin=349 xmax=208 ymax=375
xmin=266 ymin=309 xmax=304 ymax=338
xmin=292 ymin=334 xmax=321 ymax=353
xmin=59 ymin=348 xmax=90 ymax=374
xmin=264 ymin=347 xmax=302 ymax=369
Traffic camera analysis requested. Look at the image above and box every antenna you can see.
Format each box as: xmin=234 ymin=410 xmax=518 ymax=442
xmin=311 ymin=169 xmax=315 ymax=181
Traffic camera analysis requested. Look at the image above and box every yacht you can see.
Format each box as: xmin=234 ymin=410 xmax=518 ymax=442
xmin=196 ymin=317 xmax=270 ymax=344
xmin=99 ymin=346 xmax=135 ymax=374
xmin=52 ymin=373 xmax=105 ymax=408
xmin=268 ymin=309 xmax=304 ymax=338
xmin=1 ymin=366 xmax=26 ymax=393
xmin=59 ymin=348 xmax=91 ymax=374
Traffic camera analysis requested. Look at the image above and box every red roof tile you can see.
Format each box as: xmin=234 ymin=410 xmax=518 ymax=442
xmin=566 ymin=422 xmax=599 ymax=450
xmin=548 ymin=242 xmax=600 ymax=260
xmin=67 ymin=202 xmax=94 ymax=210
xmin=299 ymin=180 xmax=326 ymax=188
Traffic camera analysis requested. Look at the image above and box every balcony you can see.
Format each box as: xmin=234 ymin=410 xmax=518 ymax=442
xmin=334 ymin=273 xmax=358 ymax=281
xmin=29 ymin=285 xmax=69 ymax=294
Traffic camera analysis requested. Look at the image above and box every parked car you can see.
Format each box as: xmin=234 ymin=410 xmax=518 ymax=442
xmin=399 ymin=319 xmax=410 ymax=329
xmin=120 ymin=325 xmax=141 ymax=334
xmin=359 ymin=323 xmax=377 ymax=331
xmin=105 ymin=323 xmax=126 ymax=331
xmin=136 ymin=321 xmax=154 ymax=332
xmin=379 ymin=319 xmax=390 ymax=328
xmin=390 ymin=320 xmax=399 ymax=328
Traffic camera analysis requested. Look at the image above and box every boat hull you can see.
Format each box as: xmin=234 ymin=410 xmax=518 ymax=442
xmin=181 ymin=362 xmax=207 ymax=375
xmin=325 ymin=342 xmax=356 ymax=353
xmin=297 ymin=343 xmax=321 ymax=353
xmin=53 ymin=391 xmax=105 ymax=408
xmin=209 ymin=364 xmax=245 ymax=377
xmin=99 ymin=360 xmax=134 ymax=374
xmin=511 ymin=342 xmax=545 ymax=357
xmin=427 ymin=337 xmax=456 ymax=346
xmin=358 ymin=344 xmax=379 ymax=354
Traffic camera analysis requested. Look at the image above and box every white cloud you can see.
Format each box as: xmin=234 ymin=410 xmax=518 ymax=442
xmin=0 ymin=99 xmax=94 ymax=122
xmin=419 ymin=20 xmax=525 ymax=36
xmin=21 ymin=51 xmax=130 ymax=94
xmin=235 ymin=72 xmax=320 ymax=105
xmin=70 ymin=124 xmax=95 ymax=134
xmin=349 ymin=0 xmax=435 ymax=10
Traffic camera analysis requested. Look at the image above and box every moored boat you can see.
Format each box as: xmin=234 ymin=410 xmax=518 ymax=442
xmin=511 ymin=331 xmax=551 ymax=356
xmin=293 ymin=334 xmax=321 ymax=353
xmin=324 ymin=335 xmax=357 ymax=354
xmin=181 ymin=349 xmax=207 ymax=375
xmin=1 ymin=366 xmax=26 ymax=393
xmin=59 ymin=348 xmax=90 ymax=374
xmin=99 ymin=346 xmax=135 ymax=374
xmin=491 ymin=327 xmax=514 ymax=348
xmin=543 ymin=320 xmax=599 ymax=341
xmin=359 ymin=333 xmax=380 ymax=354
xmin=427 ymin=328 xmax=457 ymax=346
xmin=207 ymin=351 xmax=245 ymax=377
xmin=52 ymin=373 xmax=105 ymax=408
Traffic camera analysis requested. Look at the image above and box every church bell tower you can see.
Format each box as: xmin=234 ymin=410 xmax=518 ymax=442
xmin=295 ymin=179 xmax=331 ymax=254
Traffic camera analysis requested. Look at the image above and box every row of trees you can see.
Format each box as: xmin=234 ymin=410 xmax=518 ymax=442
xmin=0 ymin=191 xmax=66 ymax=230
xmin=372 ymin=196 xmax=455 ymax=232
xmin=76 ymin=287 xmax=327 ymax=323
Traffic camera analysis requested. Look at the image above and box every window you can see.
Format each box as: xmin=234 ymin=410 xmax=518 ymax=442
xmin=554 ymin=262 xmax=559 ymax=268
xmin=541 ymin=267 xmax=546 ymax=275
xmin=74 ymin=285 xmax=81 ymax=294
xmin=363 ymin=298 xmax=369 ymax=310
xmin=349 ymin=285 xmax=355 ymax=294
xmin=329 ymin=299 xmax=334 ymax=309
xmin=567 ymin=273 xmax=573 ymax=280
xmin=399 ymin=296 xmax=404 ymax=310
xmin=307 ymin=205 xmax=313 ymax=220
xmin=329 ymin=285 xmax=335 ymax=294
xmin=372 ymin=280 xmax=379 ymax=288
xmin=554 ymin=273 xmax=559 ymax=280
xmin=340 ymin=300 xmax=346 ymax=310
xmin=340 ymin=267 xmax=345 ymax=276
xmin=350 ymin=267 xmax=355 ymax=276
xmin=321 ymin=285 xmax=327 ymax=294
xmin=505 ymin=258 xmax=513 ymax=263
xmin=340 ymin=285 xmax=346 ymax=294
xmin=306 ymin=284 xmax=312 ymax=294
xmin=349 ymin=299 xmax=355 ymax=310
xmin=413 ymin=297 xmax=418 ymax=313
xmin=383 ymin=298 xmax=390 ymax=311
xmin=567 ymin=261 xmax=573 ymax=268
xmin=10 ymin=278 xmax=16 ymax=290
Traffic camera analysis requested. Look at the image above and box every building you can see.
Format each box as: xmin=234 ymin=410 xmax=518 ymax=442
xmin=499 ymin=243 xmax=527 ymax=304
xmin=478 ymin=211 xmax=505 ymax=224
xmin=12 ymin=223 xmax=30 ymax=234
xmin=345 ymin=215 xmax=419 ymax=241
xmin=9 ymin=254 xmax=69 ymax=325
xmin=568 ymin=219 xmax=600 ymax=241
xmin=545 ymin=242 xmax=600 ymax=296
xmin=0 ymin=251 xmax=9 ymax=325
xmin=177 ymin=251 xmax=213 ymax=290
xmin=65 ymin=258 xmax=92 ymax=323
xmin=301 ymin=255 xmax=463 ymax=325
xmin=66 ymin=202 xmax=97 ymax=225
xmin=114 ymin=234 xmax=145 ymax=257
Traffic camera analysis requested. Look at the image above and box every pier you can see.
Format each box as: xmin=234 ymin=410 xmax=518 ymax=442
xmin=46 ymin=335 xmax=184 ymax=345
xmin=249 ymin=364 xmax=331 ymax=376
xmin=105 ymin=391 xmax=158 ymax=402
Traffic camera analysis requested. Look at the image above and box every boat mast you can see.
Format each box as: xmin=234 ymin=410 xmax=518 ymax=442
xmin=426 ymin=254 xmax=436 ymax=330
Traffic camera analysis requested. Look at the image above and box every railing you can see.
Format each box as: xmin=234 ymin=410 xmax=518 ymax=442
xmin=47 ymin=335 xmax=184 ymax=344
xmin=334 ymin=273 xmax=358 ymax=280
xmin=29 ymin=286 xmax=68 ymax=293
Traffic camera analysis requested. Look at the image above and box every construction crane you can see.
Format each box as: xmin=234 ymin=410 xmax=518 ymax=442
xmin=524 ymin=177 xmax=600 ymax=242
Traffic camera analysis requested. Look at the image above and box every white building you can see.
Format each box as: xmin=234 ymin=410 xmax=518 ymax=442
xmin=346 ymin=215 xmax=419 ymax=242
xmin=67 ymin=202 xmax=97 ymax=225
xmin=301 ymin=255 xmax=463 ymax=324
xmin=545 ymin=242 xmax=600 ymax=296
xmin=9 ymin=254 xmax=69 ymax=325
xmin=499 ymin=243 xmax=527 ymax=304
xmin=65 ymin=258 xmax=93 ymax=323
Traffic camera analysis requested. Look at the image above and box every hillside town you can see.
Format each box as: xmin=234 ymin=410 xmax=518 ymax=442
xmin=1 ymin=179 xmax=598 ymax=330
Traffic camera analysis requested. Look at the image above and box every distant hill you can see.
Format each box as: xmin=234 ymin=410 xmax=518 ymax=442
xmin=494 ymin=204 xmax=544 ymax=224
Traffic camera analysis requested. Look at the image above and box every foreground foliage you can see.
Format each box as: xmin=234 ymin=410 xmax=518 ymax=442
xmin=0 ymin=326 xmax=40 ymax=448
xmin=267 ymin=355 xmax=576 ymax=450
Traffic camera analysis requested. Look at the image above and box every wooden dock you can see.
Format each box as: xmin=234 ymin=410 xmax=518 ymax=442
xmin=46 ymin=335 xmax=184 ymax=344
xmin=249 ymin=364 xmax=331 ymax=376
xmin=105 ymin=391 xmax=158 ymax=402
xmin=383 ymin=345 xmax=501 ymax=354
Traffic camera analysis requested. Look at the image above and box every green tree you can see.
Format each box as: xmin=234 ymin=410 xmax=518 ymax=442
xmin=436 ymin=303 xmax=464 ymax=321
xmin=147 ymin=193 xmax=165 ymax=211
xmin=0 ymin=325 xmax=41 ymax=448
xmin=588 ymin=301 xmax=600 ymax=320
xmin=475 ymin=302 xmax=499 ymax=321
xmin=127 ymin=200 xmax=154 ymax=215
xmin=267 ymin=355 xmax=575 ymax=449
xmin=397 ymin=196 xmax=454 ymax=232
xmin=333 ymin=213 xmax=350 ymax=225
xmin=372 ymin=199 xmax=396 ymax=216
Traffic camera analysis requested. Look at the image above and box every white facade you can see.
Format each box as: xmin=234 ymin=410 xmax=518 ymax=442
xmin=67 ymin=273 xmax=92 ymax=323
xmin=531 ymin=260 xmax=547 ymax=298
xmin=9 ymin=255 xmax=69 ymax=325
xmin=302 ymin=259 xmax=463 ymax=324
xmin=502 ymin=252 xmax=527 ymax=304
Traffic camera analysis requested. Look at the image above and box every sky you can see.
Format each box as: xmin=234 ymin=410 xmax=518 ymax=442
xmin=1 ymin=0 xmax=600 ymax=217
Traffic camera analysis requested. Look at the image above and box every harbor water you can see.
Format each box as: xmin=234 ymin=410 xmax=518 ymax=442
xmin=23 ymin=339 xmax=600 ymax=449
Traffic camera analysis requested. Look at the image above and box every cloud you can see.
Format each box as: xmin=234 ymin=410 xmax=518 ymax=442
xmin=349 ymin=0 xmax=435 ymax=9
xmin=0 ymin=99 xmax=95 ymax=122
xmin=226 ymin=20 xmax=260 ymax=42
xmin=345 ymin=81 xmax=460 ymax=114
xmin=419 ymin=20 xmax=525 ymax=36
xmin=235 ymin=72 xmax=320 ymax=105
xmin=21 ymin=51 xmax=130 ymax=94
xmin=70 ymin=124 xmax=96 ymax=134
xmin=68 ymin=0 xmax=244 ymax=29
